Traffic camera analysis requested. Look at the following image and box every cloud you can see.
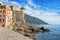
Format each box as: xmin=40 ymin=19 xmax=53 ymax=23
xmin=38 ymin=12 xmax=60 ymax=25
xmin=0 ymin=0 xmax=9 ymax=2
xmin=1 ymin=0 xmax=21 ymax=7
xmin=27 ymin=0 xmax=41 ymax=9
xmin=24 ymin=4 xmax=60 ymax=25
xmin=9 ymin=1 xmax=21 ymax=8
xmin=1 ymin=0 xmax=60 ymax=25
xmin=23 ymin=0 xmax=60 ymax=25
xmin=1 ymin=0 xmax=21 ymax=10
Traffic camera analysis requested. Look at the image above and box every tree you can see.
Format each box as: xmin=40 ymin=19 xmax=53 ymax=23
xmin=20 ymin=7 xmax=25 ymax=10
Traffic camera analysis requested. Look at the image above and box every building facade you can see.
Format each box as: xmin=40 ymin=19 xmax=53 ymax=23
xmin=0 ymin=2 xmax=12 ymax=28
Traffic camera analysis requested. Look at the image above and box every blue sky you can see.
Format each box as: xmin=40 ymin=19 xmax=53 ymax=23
xmin=0 ymin=0 xmax=60 ymax=25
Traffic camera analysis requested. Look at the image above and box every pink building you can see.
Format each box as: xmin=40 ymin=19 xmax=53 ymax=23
xmin=0 ymin=2 xmax=12 ymax=28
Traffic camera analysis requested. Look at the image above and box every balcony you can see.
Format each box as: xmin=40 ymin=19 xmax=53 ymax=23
xmin=0 ymin=10 xmax=2 ymax=13
xmin=0 ymin=19 xmax=5 ymax=22
xmin=0 ymin=10 xmax=6 ymax=14
xmin=0 ymin=14 xmax=6 ymax=19
xmin=0 ymin=22 xmax=5 ymax=24
xmin=0 ymin=5 xmax=6 ymax=9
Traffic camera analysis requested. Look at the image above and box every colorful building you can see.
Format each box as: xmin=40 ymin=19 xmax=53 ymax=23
xmin=0 ymin=2 xmax=12 ymax=28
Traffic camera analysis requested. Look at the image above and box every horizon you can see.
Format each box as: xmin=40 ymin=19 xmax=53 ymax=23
xmin=0 ymin=0 xmax=60 ymax=25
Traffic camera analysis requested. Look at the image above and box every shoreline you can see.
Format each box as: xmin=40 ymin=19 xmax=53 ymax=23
xmin=12 ymin=25 xmax=50 ymax=40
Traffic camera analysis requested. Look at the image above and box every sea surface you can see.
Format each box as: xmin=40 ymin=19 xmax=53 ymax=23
xmin=35 ymin=25 xmax=60 ymax=40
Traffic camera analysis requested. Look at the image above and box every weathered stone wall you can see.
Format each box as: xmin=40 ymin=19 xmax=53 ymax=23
xmin=13 ymin=10 xmax=27 ymax=27
xmin=16 ymin=11 xmax=25 ymax=23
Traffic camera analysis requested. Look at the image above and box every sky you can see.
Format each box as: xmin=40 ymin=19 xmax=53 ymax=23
xmin=0 ymin=0 xmax=60 ymax=25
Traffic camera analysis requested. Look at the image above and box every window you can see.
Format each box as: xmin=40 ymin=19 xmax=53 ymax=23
xmin=3 ymin=10 xmax=5 ymax=13
xmin=0 ymin=3 xmax=1 ymax=5
xmin=2 ymin=24 xmax=5 ymax=27
xmin=0 ymin=15 xmax=2 ymax=17
xmin=3 ymin=15 xmax=5 ymax=17
xmin=0 ymin=10 xmax=2 ymax=13
xmin=0 ymin=19 xmax=5 ymax=22
xmin=0 ymin=6 xmax=6 ymax=9
xmin=3 ymin=19 xmax=5 ymax=22
xmin=0 ymin=6 xmax=3 ymax=9
xmin=0 ymin=19 xmax=1 ymax=22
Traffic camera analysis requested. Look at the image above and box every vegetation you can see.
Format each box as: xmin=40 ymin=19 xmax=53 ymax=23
xmin=20 ymin=7 xmax=25 ymax=10
xmin=25 ymin=14 xmax=48 ymax=25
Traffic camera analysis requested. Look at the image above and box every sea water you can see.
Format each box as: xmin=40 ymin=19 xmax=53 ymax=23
xmin=36 ymin=25 xmax=60 ymax=40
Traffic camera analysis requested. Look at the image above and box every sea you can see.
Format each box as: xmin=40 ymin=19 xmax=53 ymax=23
xmin=34 ymin=25 xmax=60 ymax=40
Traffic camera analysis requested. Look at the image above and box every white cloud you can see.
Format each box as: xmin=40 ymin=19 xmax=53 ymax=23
xmin=0 ymin=0 xmax=9 ymax=2
xmin=1 ymin=0 xmax=21 ymax=7
xmin=38 ymin=13 xmax=60 ymax=25
xmin=1 ymin=0 xmax=21 ymax=10
xmin=27 ymin=0 xmax=41 ymax=9
xmin=9 ymin=1 xmax=21 ymax=8
xmin=23 ymin=0 xmax=60 ymax=25
xmin=24 ymin=5 xmax=60 ymax=25
xmin=1 ymin=0 xmax=60 ymax=25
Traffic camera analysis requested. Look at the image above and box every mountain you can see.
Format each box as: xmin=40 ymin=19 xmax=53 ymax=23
xmin=25 ymin=14 xmax=48 ymax=25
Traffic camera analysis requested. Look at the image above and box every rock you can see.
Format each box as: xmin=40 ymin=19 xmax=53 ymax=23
xmin=39 ymin=26 xmax=50 ymax=32
xmin=43 ymin=28 xmax=50 ymax=32
xmin=19 ymin=31 xmax=25 ymax=35
xmin=23 ymin=33 xmax=38 ymax=40
xmin=28 ymin=26 xmax=50 ymax=32
xmin=24 ymin=29 xmax=32 ymax=33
